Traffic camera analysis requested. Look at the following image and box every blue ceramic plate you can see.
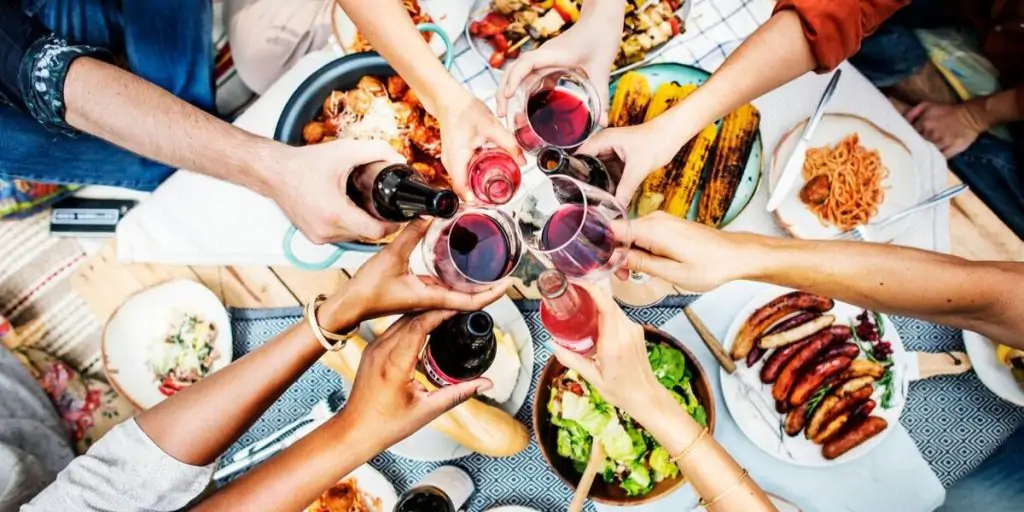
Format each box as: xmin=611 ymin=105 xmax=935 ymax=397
xmin=608 ymin=62 xmax=763 ymax=226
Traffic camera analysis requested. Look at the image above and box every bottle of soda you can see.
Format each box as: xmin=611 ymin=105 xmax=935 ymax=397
xmin=538 ymin=270 xmax=599 ymax=354
xmin=347 ymin=161 xmax=459 ymax=222
xmin=422 ymin=311 xmax=497 ymax=388
xmin=536 ymin=146 xmax=615 ymax=195
xmin=394 ymin=466 xmax=474 ymax=512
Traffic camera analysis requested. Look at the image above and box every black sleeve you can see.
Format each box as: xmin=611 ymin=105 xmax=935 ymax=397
xmin=0 ymin=1 xmax=113 ymax=134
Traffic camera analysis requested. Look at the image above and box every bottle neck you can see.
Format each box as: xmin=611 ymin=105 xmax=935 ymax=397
xmin=371 ymin=165 xmax=459 ymax=222
xmin=538 ymin=272 xmax=582 ymax=319
xmin=536 ymin=147 xmax=611 ymax=192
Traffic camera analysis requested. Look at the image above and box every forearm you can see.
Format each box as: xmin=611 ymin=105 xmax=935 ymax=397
xmin=63 ymin=57 xmax=281 ymax=195
xmin=740 ymin=235 xmax=1024 ymax=348
xmin=637 ymin=393 xmax=774 ymax=511
xmin=135 ymin=291 xmax=365 ymax=465
xmin=337 ymin=0 xmax=464 ymax=115
xmin=192 ymin=411 xmax=380 ymax=511
xmin=653 ymin=10 xmax=814 ymax=135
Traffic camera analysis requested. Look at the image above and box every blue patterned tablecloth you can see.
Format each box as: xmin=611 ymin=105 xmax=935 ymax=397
xmin=218 ymin=297 xmax=1023 ymax=511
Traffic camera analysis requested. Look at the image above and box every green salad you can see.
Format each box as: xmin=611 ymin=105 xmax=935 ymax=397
xmin=547 ymin=343 xmax=707 ymax=496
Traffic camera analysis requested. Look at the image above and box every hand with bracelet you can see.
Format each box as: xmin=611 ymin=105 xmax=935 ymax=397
xmin=30 ymin=218 xmax=509 ymax=511
xmin=553 ymin=283 xmax=775 ymax=511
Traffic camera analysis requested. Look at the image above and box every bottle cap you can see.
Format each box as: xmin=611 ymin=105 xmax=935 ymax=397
xmin=430 ymin=190 xmax=459 ymax=218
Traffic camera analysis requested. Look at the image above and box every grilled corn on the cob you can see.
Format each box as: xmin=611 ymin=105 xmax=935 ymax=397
xmin=696 ymin=103 xmax=761 ymax=226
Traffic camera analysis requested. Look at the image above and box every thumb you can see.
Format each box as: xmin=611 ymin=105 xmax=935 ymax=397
xmin=614 ymin=162 xmax=645 ymax=206
xmin=485 ymin=122 xmax=526 ymax=165
xmin=424 ymin=378 xmax=493 ymax=415
xmin=338 ymin=197 xmax=395 ymax=242
xmin=905 ymin=102 xmax=928 ymax=124
xmin=622 ymin=249 xmax=682 ymax=284
xmin=553 ymin=346 xmax=601 ymax=384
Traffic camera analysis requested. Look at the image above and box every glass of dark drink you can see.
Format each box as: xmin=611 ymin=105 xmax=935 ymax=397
xmin=514 ymin=175 xmax=632 ymax=281
xmin=422 ymin=206 xmax=524 ymax=292
xmin=467 ymin=146 xmax=521 ymax=205
xmin=505 ymin=67 xmax=602 ymax=154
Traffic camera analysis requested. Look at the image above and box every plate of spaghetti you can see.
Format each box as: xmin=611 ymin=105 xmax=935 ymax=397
xmin=769 ymin=113 xmax=919 ymax=240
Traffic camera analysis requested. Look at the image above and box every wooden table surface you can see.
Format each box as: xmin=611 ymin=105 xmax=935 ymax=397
xmin=72 ymin=170 xmax=1022 ymax=322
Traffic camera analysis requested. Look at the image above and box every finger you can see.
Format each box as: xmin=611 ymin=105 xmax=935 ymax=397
xmin=445 ymin=145 xmax=474 ymax=200
xmin=423 ymin=377 xmax=492 ymax=416
xmin=335 ymin=199 xmax=395 ymax=242
xmin=377 ymin=310 xmax=456 ymax=355
xmin=614 ymin=266 xmax=630 ymax=281
xmin=388 ymin=218 xmax=430 ymax=258
xmin=553 ymin=346 xmax=601 ymax=384
xmin=485 ymin=120 xmax=526 ymax=165
xmin=577 ymin=129 xmax=616 ymax=157
xmin=904 ymin=103 xmax=928 ymax=124
xmin=622 ymin=250 xmax=682 ymax=283
xmin=342 ymin=139 xmax=406 ymax=166
xmin=425 ymin=277 xmax=512 ymax=311
xmin=614 ymin=162 xmax=646 ymax=206
xmin=496 ymin=55 xmax=536 ymax=117
xmin=575 ymin=280 xmax=620 ymax=317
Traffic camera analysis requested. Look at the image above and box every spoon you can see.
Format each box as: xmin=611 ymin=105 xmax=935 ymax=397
xmin=569 ymin=441 xmax=606 ymax=512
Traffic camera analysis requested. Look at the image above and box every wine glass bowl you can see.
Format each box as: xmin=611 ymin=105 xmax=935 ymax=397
xmin=506 ymin=67 xmax=602 ymax=154
xmin=514 ymin=175 xmax=631 ymax=281
xmin=422 ymin=206 xmax=524 ymax=292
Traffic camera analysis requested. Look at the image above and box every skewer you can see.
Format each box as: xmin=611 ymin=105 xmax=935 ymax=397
xmin=507 ymin=35 xmax=532 ymax=53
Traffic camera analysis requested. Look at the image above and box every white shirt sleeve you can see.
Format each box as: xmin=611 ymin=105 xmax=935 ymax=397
xmin=23 ymin=418 xmax=214 ymax=511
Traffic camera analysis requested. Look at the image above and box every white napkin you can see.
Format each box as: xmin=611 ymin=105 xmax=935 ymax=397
xmin=597 ymin=281 xmax=946 ymax=512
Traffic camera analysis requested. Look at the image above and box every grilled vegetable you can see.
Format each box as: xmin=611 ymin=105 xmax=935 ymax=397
xmin=609 ymin=72 xmax=653 ymax=128
xmin=696 ymin=103 xmax=761 ymax=226
xmin=632 ymin=82 xmax=697 ymax=216
xmin=662 ymin=122 xmax=718 ymax=218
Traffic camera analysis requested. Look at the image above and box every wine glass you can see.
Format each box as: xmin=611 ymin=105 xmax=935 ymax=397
xmin=514 ymin=175 xmax=632 ymax=281
xmin=505 ymin=67 xmax=602 ymax=154
xmin=421 ymin=205 xmax=524 ymax=292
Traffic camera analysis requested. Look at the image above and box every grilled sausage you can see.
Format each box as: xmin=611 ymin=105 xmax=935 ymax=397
xmin=810 ymin=386 xmax=873 ymax=439
xmin=812 ymin=412 xmax=851 ymax=444
xmin=732 ymin=292 xmax=834 ymax=361
xmin=784 ymin=401 xmax=811 ymax=436
xmin=789 ymin=357 xmax=853 ymax=406
xmin=776 ymin=399 xmax=792 ymax=414
xmin=849 ymin=398 xmax=877 ymax=420
xmin=822 ymin=416 xmax=888 ymax=460
xmin=828 ymin=324 xmax=853 ymax=343
xmin=772 ymin=330 xmax=837 ymax=401
xmin=748 ymin=312 xmax=822 ymax=367
xmin=817 ymin=343 xmax=860 ymax=363
xmin=746 ymin=345 xmax=765 ymax=367
xmin=759 ymin=314 xmax=835 ymax=349
xmin=840 ymin=359 xmax=887 ymax=380
xmin=805 ymin=395 xmax=840 ymax=439
xmin=835 ymin=376 xmax=876 ymax=397
xmin=760 ymin=338 xmax=813 ymax=384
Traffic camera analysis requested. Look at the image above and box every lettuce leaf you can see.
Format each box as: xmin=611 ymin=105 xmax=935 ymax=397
xmin=562 ymin=391 xmax=612 ymax=435
xmin=648 ymin=446 xmax=679 ymax=482
xmin=622 ymin=462 xmax=654 ymax=496
xmin=648 ymin=344 xmax=688 ymax=388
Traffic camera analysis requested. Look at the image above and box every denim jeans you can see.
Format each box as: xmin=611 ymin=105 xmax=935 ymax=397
xmin=939 ymin=425 xmax=1024 ymax=511
xmin=0 ymin=0 xmax=213 ymax=191
xmin=849 ymin=0 xmax=1024 ymax=239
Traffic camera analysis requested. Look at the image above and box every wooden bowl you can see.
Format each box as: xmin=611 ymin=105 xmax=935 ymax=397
xmin=532 ymin=325 xmax=717 ymax=506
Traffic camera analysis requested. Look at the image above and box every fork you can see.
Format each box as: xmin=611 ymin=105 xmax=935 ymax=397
xmin=833 ymin=183 xmax=969 ymax=241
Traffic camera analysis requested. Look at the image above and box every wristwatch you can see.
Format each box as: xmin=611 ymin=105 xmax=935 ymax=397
xmin=303 ymin=294 xmax=359 ymax=351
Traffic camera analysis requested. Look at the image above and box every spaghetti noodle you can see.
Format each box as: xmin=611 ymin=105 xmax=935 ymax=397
xmin=799 ymin=134 xmax=888 ymax=231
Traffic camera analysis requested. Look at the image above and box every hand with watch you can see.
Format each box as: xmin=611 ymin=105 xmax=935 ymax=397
xmin=133 ymin=219 xmax=509 ymax=512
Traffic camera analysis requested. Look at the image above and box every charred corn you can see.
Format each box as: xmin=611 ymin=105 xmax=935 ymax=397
xmin=633 ymin=82 xmax=698 ymax=216
xmin=609 ymin=72 xmax=652 ymax=128
xmin=697 ymin=103 xmax=761 ymax=226
xmin=662 ymin=123 xmax=718 ymax=218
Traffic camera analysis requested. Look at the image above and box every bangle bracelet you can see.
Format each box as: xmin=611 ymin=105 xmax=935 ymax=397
xmin=303 ymin=294 xmax=358 ymax=351
xmin=698 ymin=468 xmax=750 ymax=509
xmin=669 ymin=428 xmax=708 ymax=463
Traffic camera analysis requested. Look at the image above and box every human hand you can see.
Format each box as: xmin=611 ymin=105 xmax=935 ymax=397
xmin=270 ymin=140 xmax=405 ymax=244
xmin=611 ymin=211 xmax=751 ymax=292
xmin=495 ymin=14 xmax=623 ymax=126
xmin=905 ymin=101 xmax=988 ymax=159
xmin=326 ymin=218 xmax=510 ymax=321
xmin=436 ymin=93 xmax=525 ymax=200
xmin=342 ymin=310 xmax=494 ymax=450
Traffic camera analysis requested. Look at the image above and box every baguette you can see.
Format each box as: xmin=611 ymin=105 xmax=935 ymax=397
xmin=320 ymin=335 xmax=530 ymax=457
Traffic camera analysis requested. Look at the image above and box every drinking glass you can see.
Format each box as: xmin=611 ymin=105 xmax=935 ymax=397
xmin=422 ymin=206 xmax=524 ymax=292
xmin=514 ymin=175 xmax=632 ymax=281
xmin=505 ymin=67 xmax=602 ymax=154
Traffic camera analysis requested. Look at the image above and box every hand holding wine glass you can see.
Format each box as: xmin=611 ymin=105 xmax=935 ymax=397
xmin=422 ymin=206 xmax=524 ymax=293
xmin=435 ymin=93 xmax=525 ymax=200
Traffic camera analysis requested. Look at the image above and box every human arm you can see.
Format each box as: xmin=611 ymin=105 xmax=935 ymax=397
xmin=553 ymin=284 xmax=775 ymax=511
xmin=906 ymin=88 xmax=1023 ymax=158
xmin=616 ymin=212 xmax=1024 ymax=349
xmin=336 ymin=0 xmax=524 ymax=198
xmin=496 ymin=0 xmax=627 ymax=125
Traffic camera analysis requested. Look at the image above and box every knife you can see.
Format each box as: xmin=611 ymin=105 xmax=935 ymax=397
xmin=766 ymin=70 xmax=843 ymax=212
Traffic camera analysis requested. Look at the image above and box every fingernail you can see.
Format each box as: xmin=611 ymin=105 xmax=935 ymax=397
xmin=476 ymin=379 xmax=494 ymax=393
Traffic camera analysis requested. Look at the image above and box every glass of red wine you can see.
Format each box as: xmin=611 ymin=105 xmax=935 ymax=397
xmin=514 ymin=175 xmax=632 ymax=281
xmin=467 ymin=146 xmax=521 ymax=205
xmin=506 ymin=67 xmax=602 ymax=154
xmin=422 ymin=206 xmax=524 ymax=292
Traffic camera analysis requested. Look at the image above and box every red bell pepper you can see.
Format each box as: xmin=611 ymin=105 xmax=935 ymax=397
xmin=489 ymin=51 xmax=507 ymax=68
xmin=490 ymin=33 xmax=510 ymax=52
xmin=669 ymin=16 xmax=681 ymax=36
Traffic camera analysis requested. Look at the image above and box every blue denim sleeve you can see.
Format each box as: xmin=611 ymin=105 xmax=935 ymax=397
xmin=0 ymin=1 xmax=112 ymax=135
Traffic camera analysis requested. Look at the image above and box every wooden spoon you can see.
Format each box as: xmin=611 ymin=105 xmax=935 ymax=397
xmin=569 ymin=441 xmax=606 ymax=512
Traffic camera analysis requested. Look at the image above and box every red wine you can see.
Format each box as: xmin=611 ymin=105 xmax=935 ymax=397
xmin=537 ymin=146 xmax=614 ymax=194
xmin=527 ymin=87 xmax=593 ymax=148
xmin=435 ymin=213 xmax=515 ymax=284
xmin=348 ymin=162 xmax=459 ymax=222
xmin=539 ymin=270 xmax=599 ymax=354
xmin=541 ymin=204 xmax=615 ymax=278
xmin=423 ymin=311 xmax=496 ymax=387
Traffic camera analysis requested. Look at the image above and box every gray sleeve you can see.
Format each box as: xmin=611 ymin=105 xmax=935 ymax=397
xmin=23 ymin=418 xmax=214 ymax=512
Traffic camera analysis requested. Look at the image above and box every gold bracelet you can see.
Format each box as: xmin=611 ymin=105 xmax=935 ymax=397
xmin=669 ymin=428 xmax=709 ymax=463
xmin=303 ymin=294 xmax=358 ymax=351
xmin=698 ymin=468 xmax=750 ymax=509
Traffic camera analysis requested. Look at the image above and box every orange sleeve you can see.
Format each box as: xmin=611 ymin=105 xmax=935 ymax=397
xmin=773 ymin=0 xmax=912 ymax=72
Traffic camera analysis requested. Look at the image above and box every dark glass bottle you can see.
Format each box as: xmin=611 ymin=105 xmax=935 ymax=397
xmin=423 ymin=311 xmax=496 ymax=387
xmin=394 ymin=486 xmax=455 ymax=512
xmin=347 ymin=161 xmax=459 ymax=222
xmin=537 ymin=146 xmax=615 ymax=194
xmin=394 ymin=466 xmax=473 ymax=512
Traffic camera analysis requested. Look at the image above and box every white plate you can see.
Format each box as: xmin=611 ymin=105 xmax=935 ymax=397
xmin=352 ymin=295 xmax=534 ymax=461
xmin=101 ymin=280 xmax=233 ymax=410
xmin=331 ymin=0 xmax=473 ymax=57
xmin=486 ymin=507 xmax=540 ymax=512
xmin=963 ymin=331 xmax=1024 ymax=407
xmin=769 ymin=114 xmax=920 ymax=240
xmin=720 ymin=284 xmax=907 ymax=467
xmin=305 ymin=464 xmax=398 ymax=512
xmin=688 ymin=493 xmax=801 ymax=512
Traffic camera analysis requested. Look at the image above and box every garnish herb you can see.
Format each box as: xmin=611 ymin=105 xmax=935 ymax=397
xmin=878 ymin=368 xmax=895 ymax=409
xmin=804 ymin=385 xmax=832 ymax=420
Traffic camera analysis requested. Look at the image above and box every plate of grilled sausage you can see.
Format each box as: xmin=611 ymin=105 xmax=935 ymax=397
xmin=720 ymin=285 xmax=907 ymax=467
